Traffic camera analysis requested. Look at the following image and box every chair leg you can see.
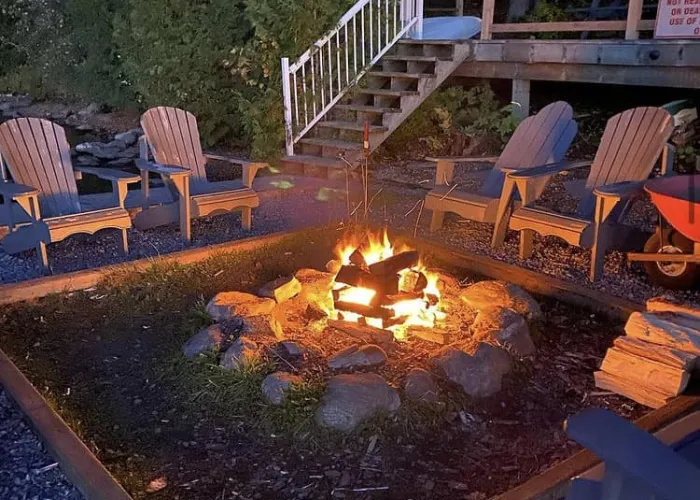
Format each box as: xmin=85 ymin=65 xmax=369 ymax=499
xmin=491 ymin=177 xmax=516 ymax=249
xmin=590 ymin=225 xmax=607 ymax=281
xmin=519 ymin=229 xmax=534 ymax=259
xmin=172 ymin=177 xmax=191 ymax=242
xmin=120 ymin=228 xmax=129 ymax=255
xmin=430 ymin=210 xmax=445 ymax=232
xmin=241 ymin=207 xmax=252 ymax=231
xmin=36 ymin=241 xmax=48 ymax=271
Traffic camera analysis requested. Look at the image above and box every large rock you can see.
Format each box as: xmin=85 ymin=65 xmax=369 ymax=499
xmin=316 ymin=373 xmax=401 ymax=432
xmin=460 ymin=281 xmax=542 ymax=320
xmin=433 ymin=344 xmax=512 ymax=398
xmin=262 ymin=372 xmax=302 ymax=405
xmin=114 ymin=129 xmax=141 ymax=147
xmin=328 ymin=344 xmax=387 ymax=370
xmin=206 ymin=292 xmax=276 ymax=321
xmin=182 ymin=324 xmax=224 ymax=358
xmin=258 ymin=276 xmax=302 ymax=303
xmin=472 ymin=306 xmax=535 ymax=357
xmin=74 ymin=142 xmax=119 ymax=160
xmin=404 ymin=368 xmax=440 ymax=403
xmin=294 ymin=268 xmax=334 ymax=312
xmin=220 ymin=336 xmax=260 ymax=370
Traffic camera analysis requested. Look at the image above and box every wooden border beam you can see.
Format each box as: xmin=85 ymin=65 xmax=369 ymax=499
xmin=0 ymin=349 xmax=132 ymax=500
xmin=491 ymin=19 xmax=655 ymax=33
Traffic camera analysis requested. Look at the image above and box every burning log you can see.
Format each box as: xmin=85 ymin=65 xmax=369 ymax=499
xmin=381 ymin=292 xmax=423 ymax=306
xmin=328 ymin=319 xmax=393 ymax=344
xmin=406 ymin=326 xmax=447 ymax=344
xmin=400 ymin=270 xmax=427 ymax=293
xmin=335 ymin=266 xmax=399 ymax=294
xmin=413 ymin=272 xmax=428 ymax=293
xmin=349 ymin=248 xmax=368 ymax=269
xmin=334 ymin=301 xmax=393 ymax=320
xmin=368 ymin=251 xmax=419 ymax=276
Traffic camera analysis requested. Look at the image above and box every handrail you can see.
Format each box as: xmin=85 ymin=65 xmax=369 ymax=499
xmin=480 ymin=0 xmax=648 ymax=40
xmin=281 ymin=0 xmax=424 ymax=155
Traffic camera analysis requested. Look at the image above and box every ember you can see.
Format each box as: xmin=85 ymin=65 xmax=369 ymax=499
xmin=331 ymin=231 xmax=444 ymax=339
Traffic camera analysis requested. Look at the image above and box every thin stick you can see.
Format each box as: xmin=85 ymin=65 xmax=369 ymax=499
xmin=350 ymin=200 xmax=364 ymax=216
xmin=366 ymin=188 xmax=383 ymax=212
xmin=439 ymin=183 xmax=459 ymax=200
xmin=413 ymin=200 xmax=424 ymax=237
xmin=404 ymin=199 xmax=422 ymax=217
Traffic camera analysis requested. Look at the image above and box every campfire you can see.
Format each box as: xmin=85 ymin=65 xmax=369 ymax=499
xmin=330 ymin=231 xmax=445 ymax=340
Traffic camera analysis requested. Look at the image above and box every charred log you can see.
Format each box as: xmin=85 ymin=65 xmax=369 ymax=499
xmin=335 ymin=266 xmax=399 ymax=294
xmin=333 ymin=301 xmax=393 ymax=320
xmin=368 ymin=251 xmax=419 ymax=276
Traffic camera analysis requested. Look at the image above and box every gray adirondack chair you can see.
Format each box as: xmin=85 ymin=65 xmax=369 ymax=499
xmin=424 ymin=101 xmax=578 ymax=231
xmin=135 ymin=107 xmax=266 ymax=240
xmin=0 ymin=118 xmax=140 ymax=269
xmin=492 ymin=106 xmax=674 ymax=281
xmin=565 ymin=408 xmax=700 ymax=500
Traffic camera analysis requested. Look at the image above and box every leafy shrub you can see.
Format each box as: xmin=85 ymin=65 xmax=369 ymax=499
xmin=520 ymin=1 xmax=575 ymax=40
xmin=380 ymin=84 xmax=517 ymax=158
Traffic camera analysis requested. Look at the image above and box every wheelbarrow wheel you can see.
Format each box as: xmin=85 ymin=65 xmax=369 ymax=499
xmin=643 ymin=232 xmax=699 ymax=289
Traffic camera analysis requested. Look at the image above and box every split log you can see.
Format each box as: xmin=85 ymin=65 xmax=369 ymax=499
xmin=600 ymin=347 xmax=690 ymax=396
xmin=349 ymin=248 xmax=367 ymax=269
xmin=368 ymin=251 xmax=419 ymax=276
xmin=333 ymin=301 xmax=393 ymax=320
xmin=258 ymin=276 xmax=302 ymax=303
xmin=646 ymin=296 xmax=700 ymax=321
xmin=381 ymin=291 xmax=423 ymax=306
xmin=327 ymin=319 xmax=394 ymax=344
xmin=406 ymin=326 xmax=447 ymax=344
xmin=594 ymin=371 xmax=672 ymax=409
xmin=413 ymin=272 xmax=428 ymax=293
xmin=334 ymin=266 xmax=399 ymax=294
xmin=625 ymin=311 xmax=700 ymax=356
xmin=614 ymin=336 xmax=697 ymax=371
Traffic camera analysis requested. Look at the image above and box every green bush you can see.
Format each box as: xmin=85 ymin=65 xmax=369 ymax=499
xmin=380 ymin=84 xmax=518 ymax=158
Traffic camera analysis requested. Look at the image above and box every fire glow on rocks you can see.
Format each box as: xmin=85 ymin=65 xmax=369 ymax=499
xmin=331 ymin=230 xmax=445 ymax=339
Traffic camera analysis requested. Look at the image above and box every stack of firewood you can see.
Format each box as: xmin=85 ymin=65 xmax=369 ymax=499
xmin=595 ymin=297 xmax=700 ymax=408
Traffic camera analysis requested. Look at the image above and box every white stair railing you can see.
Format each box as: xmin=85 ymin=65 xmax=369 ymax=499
xmin=281 ymin=0 xmax=424 ymax=156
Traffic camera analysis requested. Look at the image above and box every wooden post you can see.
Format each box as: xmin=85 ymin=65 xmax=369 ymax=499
xmin=456 ymin=0 xmax=464 ymax=16
xmin=511 ymin=79 xmax=530 ymax=121
xmin=625 ymin=0 xmax=643 ymax=40
xmin=481 ymin=0 xmax=495 ymax=39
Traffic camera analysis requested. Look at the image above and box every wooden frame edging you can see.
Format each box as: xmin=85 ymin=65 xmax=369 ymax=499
xmin=0 ymin=348 xmax=132 ymax=500
xmin=0 ymin=226 xmax=330 ymax=306
xmin=493 ymin=395 xmax=700 ymax=500
xmin=408 ymin=236 xmax=641 ymax=320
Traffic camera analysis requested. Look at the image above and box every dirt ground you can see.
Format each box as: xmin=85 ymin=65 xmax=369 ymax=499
xmin=0 ymin=228 xmax=649 ymax=499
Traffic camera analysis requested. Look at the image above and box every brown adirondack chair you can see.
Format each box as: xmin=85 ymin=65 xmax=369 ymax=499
xmin=491 ymin=106 xmax=674 ymax=281
xmin=0 ymin=118 xmax=140 ymax=269
xmin=424 ymin=101 xmax=578 ymax=230
xmin=135 ymin=107 xmax=266 ymax=240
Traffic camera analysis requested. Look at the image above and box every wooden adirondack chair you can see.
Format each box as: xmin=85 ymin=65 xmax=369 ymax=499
xmin=0 ymin=118 xmax=140 ymax=269
xmin=565 ymin=408 xmax=700 ymax=500
xmin=424 ymin=101 xmax=578 ymax=231
xmin=492 ymin=106 xmax=674 ymax=281
xmin=136 ymin=107 xmax=266 ymax=240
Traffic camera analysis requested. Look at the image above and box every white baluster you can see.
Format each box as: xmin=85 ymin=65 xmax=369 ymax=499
xmin=319 ymin=49 xmax=325 ymax=108
xmin=415 ymin=0 xmax=423 ymax=36
xmin=353 ymin=15 xmax=358 ymax=74
xmin=393 ymin=0 xmax=397 ymax=36
xmin=280 ymin=57 xmax=293 ymax=156
xmin=362 ymin=5 xmax=366 ymax=65
xmin=377 ymin=0 xmax=381 ymax=52
xmin=301 ymin=63 xmax=308 ymax=127
xmin=370 ymin=0 xmax=374 ymax=58
xmin=385 ymin=0 xmax=390 ymax=44
xmin=336 ymin=31 xmax=341 ymax=93
xmin=327 ymin=41 xmax=333 ymax=100
xmin=293 ymin=71 xmax=299 ymax=129
xmin=310 ymin=55 xmax=317 ymax=116
xmin=344 ymin=24 xmax=350 ymax=85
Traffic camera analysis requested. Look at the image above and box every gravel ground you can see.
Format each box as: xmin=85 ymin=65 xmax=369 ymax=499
xmin=1 ymin=167 xmax=698 ymax=306
xmin=0 ymin=390 xmax=83 ymax=500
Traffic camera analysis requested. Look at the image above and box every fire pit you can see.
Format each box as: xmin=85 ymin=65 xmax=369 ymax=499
xmin=331 ymin=231 xmax=444 ymax=339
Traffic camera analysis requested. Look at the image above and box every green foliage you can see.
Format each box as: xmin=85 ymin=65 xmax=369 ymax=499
xmin=380 ymin=84 xmax=518 ymax=158
xmin=521 ymin=1 xmax=575 ymax=40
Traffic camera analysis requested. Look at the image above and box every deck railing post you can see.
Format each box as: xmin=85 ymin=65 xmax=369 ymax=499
xmin=481 ymin=0 xmax=495 ymax=40
xmin=625 ymin=0 xmax=643 ymax=40
xmin=415 ymin=0 xmax=424 ymax=36
xmin=280 ymin=57 xmax=294 ymax=156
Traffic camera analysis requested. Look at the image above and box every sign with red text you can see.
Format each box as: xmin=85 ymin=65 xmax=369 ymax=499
xmin=655 ymin=0 xmax=700 ymax=38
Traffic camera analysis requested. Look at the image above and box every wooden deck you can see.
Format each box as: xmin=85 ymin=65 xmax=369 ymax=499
xmin=453 ymin=39 xmax=700 ymax=88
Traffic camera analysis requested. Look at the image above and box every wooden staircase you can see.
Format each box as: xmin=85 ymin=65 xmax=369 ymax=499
xmin=281 ymin=39 xmax=472 ymax=179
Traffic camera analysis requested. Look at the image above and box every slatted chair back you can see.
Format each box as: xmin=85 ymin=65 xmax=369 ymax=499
xmin=576 ymin=106 xmax=673 ymax=219
xmin=0 ymin=118 xmax=81 ymax=217
xmin=140 ymin=107 xmax=208 ymax=189
xmin=482 ymin=101 xmax=578 ymax=198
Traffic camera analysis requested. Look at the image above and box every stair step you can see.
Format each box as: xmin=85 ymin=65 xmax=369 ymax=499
xmin=397 ymin=39 xmax=457 ymax=45
xmin=355 ymin=88 xmax=420 ymax=97
xmin=317 ymin=121 xmax=388 ymax=132
xmin=299 ymin=138 xmax=363 ymax=150
xmin=368 ymin=71 xmax=435 ymax=79
xmin=382 ymin=55 xmax=441 ymax=62
xmin=335 ymin=104 xmax=401 ymax=114
xmin=281 ymin=154 xmax=346 ymax=169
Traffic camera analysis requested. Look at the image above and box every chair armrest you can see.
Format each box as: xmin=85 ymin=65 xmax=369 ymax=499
xmin=0 ymin=181 xmax=39 ymax=198
xmin=507 ymin=159 xmax=593 ymax=180
xmin=593 ymin=180 xmax=646 ymax=201
xmin=204 ymin=153 xmax=267 ymax=188
xmin=74 ymin=166 xmax=141 ymax=184
xmin=566 ymin=408 xmax=700 ymax=498
xmin=425 ymin=155 xmax=500 ymax=164
xmin=135 ymin=159 xmax=190 ymax=177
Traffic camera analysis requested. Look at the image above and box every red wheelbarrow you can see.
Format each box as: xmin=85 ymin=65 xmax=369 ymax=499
xmin=628 ymin=175 xmax=700 ymax=288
